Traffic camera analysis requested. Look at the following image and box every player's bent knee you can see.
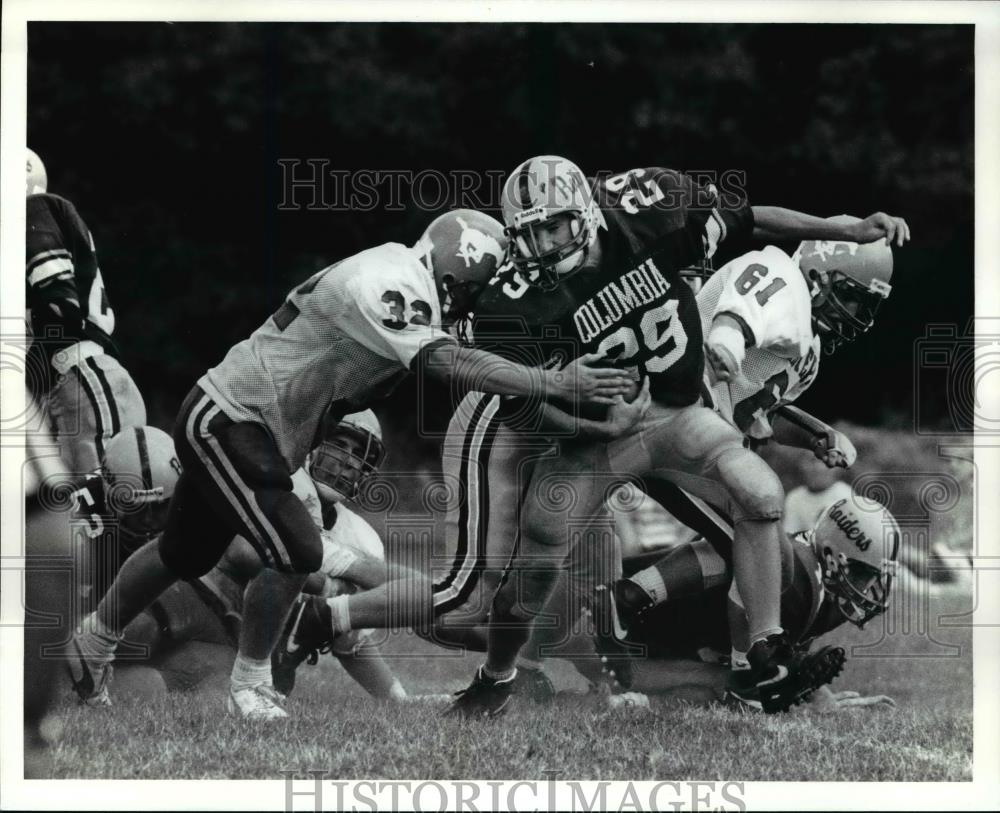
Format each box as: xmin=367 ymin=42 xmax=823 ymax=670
xmin=715 ymin=447 xmax=784 ymax=521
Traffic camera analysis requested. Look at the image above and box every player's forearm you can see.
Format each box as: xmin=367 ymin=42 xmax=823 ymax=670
xmin=751 ymin=207 xmax=861 ymax=243
xmin=770 ymin=405 xmax=833 ymax=451
xmin=425 ymin=344 xmax=547 ymax=399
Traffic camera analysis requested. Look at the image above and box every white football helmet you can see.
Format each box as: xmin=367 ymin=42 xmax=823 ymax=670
xmin=101 ymin=426 xmax=181 ymax=547
xmin=27 ymin=148 xmax=48 ymax=196
xmin=414 ymin=209 xmax=507 ymax=324
xmin=501 ymin=155 xmax=600 ymax=290
xmin=793 ymin=215 xmax=894 ymax=354
xmin=309 ymin=410 xmax=385 ymax=503
xmin=811 ymin=495 xmax=900 ymax=628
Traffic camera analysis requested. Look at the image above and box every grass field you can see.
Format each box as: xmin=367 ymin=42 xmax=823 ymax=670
xmin=42 ymin=588 xmax=972 ymax=782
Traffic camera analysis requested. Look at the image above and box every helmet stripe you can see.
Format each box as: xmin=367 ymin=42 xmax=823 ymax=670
xmin=517 ymin=161 xmax=534 ymax=209
xmin=135 ymin=426 xmax=153 ymax=491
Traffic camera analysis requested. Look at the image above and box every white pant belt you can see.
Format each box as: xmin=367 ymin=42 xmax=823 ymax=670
xmin=51 ymin=340 xmax=105 ymax=377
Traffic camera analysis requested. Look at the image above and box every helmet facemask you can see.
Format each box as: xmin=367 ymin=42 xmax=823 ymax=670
xmin=506 ymin=210 xmax=593 ymax=291
xmin=807 ymin=269 xmax=886 ymax=355
xmin=309 ymin=423 xmax=386 ymax=503
xmin=821 ymin=546 xmax=897 ymax=629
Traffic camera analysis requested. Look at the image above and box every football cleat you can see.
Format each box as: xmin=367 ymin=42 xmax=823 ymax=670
xmin=513 ymin=665 xmax=556 ymax=704
xmin=743 ymin=633 xmax=809 ymax=714
xmin=227 ymin=683 xmax=288 ymax=720
xmin=607 ymin=578 xmax=654 ymax=630
xmin=797 ymin=645 xmax=847 ymax=695
xmin=64 ymin=629 xmax=115 ymax=706
xmin=443 ymin=666 xmax=516 ymax=719
xmin=587 ymin=585 xmax=643 ymax=690
xmin=271 ymin=595 xmax=333 ymax=697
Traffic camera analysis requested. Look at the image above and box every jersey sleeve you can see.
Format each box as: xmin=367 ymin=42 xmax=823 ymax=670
xmin=341 ymin=265 xmax=456 ymax=369
xmin=602 ymin=167 xmax=754 ymax=266
xmin=710 ymin=247 xmax=814 ymax=359
xmin=26 ymin=196 xmax=84 ymax=329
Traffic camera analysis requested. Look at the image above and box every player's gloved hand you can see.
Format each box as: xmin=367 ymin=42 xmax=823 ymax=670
xmin=602 ymin=377 xmax=651 ymax=440
xmin=813 ymin=428 xmax=857 ymax=469
xmin=552 ymin=353 xmax=636 ymax=405
xmin=805 ymin=685 xmax=896 ymax=713
xmin=850 ymin=213 xmax=911 ymax=247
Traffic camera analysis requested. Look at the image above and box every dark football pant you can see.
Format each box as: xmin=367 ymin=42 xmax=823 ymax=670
xmin=157 ymin=386 xmax=322 ymax=579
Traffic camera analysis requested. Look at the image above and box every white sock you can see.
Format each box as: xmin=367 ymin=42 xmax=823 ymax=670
xmin=629 ymin=567 xmax=667 ymax=605
xmin=326 ymin=595 xmax=352 ymax=636
xmin=230 ymin=653 xmax=272 ymax=690
xmin=482 ymin=664 xmax=516 ymax=682
xmin=80 ymin=613 xmax=120 ymax=657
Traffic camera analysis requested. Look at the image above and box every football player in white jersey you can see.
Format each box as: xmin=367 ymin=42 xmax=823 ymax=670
xmin=65 ymin=209 xmax=635 ymax=720
xmin=595 ymin=218 xmax=895 ymax=696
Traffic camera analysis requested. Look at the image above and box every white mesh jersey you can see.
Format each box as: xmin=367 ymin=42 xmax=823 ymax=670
xmin=199 ymin=243 xmax=454 ymax=470
xmin=697 ymin=245 xmax=822 ymax=439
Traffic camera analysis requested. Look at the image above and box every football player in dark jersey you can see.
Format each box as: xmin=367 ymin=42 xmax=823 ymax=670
xmin=600 ymin=495 xmax=900 ymax=712
xmin=26 ymin=149 xmax=148 ymax=475
xmin=446 ymin=155 xmax=910 ymax=717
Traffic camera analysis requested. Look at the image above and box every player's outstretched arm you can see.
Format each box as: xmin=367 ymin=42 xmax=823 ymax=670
xmin=802 ymin=684 xmax=897 ymax=713
xmin=418 ymin=344 xmax=634 ymax=406
xmin=771 ymin=405 xmax=857 ymax=468
xmin=506 ymin=378 xmax=651 ymax=441
xmin=752 ymin=207 xmax=911 ymax=247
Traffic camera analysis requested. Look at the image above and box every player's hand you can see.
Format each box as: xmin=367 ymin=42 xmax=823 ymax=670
xmin=705 ymin=342 xmax=739 ymax=384
xmin=813 ymin=428 xmax=857 ymax=468
xmin=806 ymin=686 xmax=896 ymax=713
xmin=603 ymin=377 xmax=651 ymax=440
xmin=850 ymin=212 xmax=911 ymax=248
xmin=552 ymin=353 xmax=636 ymax=405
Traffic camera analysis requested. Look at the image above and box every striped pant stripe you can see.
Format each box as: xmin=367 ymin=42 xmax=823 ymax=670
xmin=433 ymin=393 xmax=502 ymax=614
xmin=184 ymin=394 xmax=291 ymax=571
xmin=72 ymin=362 xmax=109 ymax=462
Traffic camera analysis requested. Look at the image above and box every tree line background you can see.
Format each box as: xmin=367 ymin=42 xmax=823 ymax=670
xmin=27 ymin=23 xmax=974 ymax=468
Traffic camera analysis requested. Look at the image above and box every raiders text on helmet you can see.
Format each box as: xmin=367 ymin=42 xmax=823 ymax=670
xmin=27 ymin=148 xmax=48 ymax=196
xmin=794 ymin=215 xmax=894 ymax=353
xmin=309 ymin=409 xmax=386 ymax=503
xmin=501 ymin=155 xmax=600 ymax=291
xmin=101 ymin=426 xmax=182 ymax=545
xmin=414 ymin=209 xmax=507 ymax=324
xmin=811 ymin=495 xmax=900 ymax=627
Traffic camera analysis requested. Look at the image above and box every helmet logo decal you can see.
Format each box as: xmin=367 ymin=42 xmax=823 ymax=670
xmin=827 ymin=498 xmax=873 ymax=551
xmin=455 ymin=216 xmax=505 ymax=269
xmin=810 ymin=241 xmax=859 ymax=263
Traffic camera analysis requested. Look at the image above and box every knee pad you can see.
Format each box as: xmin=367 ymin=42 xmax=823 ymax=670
xmin=714 ymin=447 xmax=784 ymax=522
xmin=266 ymin=490 xmax=323 ymax=574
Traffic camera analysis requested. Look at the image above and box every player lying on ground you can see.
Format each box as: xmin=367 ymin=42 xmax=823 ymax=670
xmin=444 ymin=156 xmax=909 ymax=717
xmin=113 ymin=416 xmax=418 ymax=702
xmin=26 ymin=148 xmax=147 ymax=475
xmin=590 ymin=220 xmax=896 ymax=688
xmin=66 ymin=209 xmax=635 ymax=720
xmin=536 ymin=496 xmax=901 ymax=713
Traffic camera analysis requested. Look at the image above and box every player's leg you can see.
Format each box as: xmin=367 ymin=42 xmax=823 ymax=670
xmin=615 ymin=481 xmax=733 ymax=626
xmin=608 ymin=403 xmax=799 ymax=712
xmin=446 ymin=440 xmax=613 ymax=717
xmin=65 ymin=385 xmax=239 ymax=703
xmin=47 ymin=354 xmax=147 ymax=475
xmin=431 ymin=396 xmax=550 ymax=651
xmin=195 ymin=412 xmax=322 ymax=718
